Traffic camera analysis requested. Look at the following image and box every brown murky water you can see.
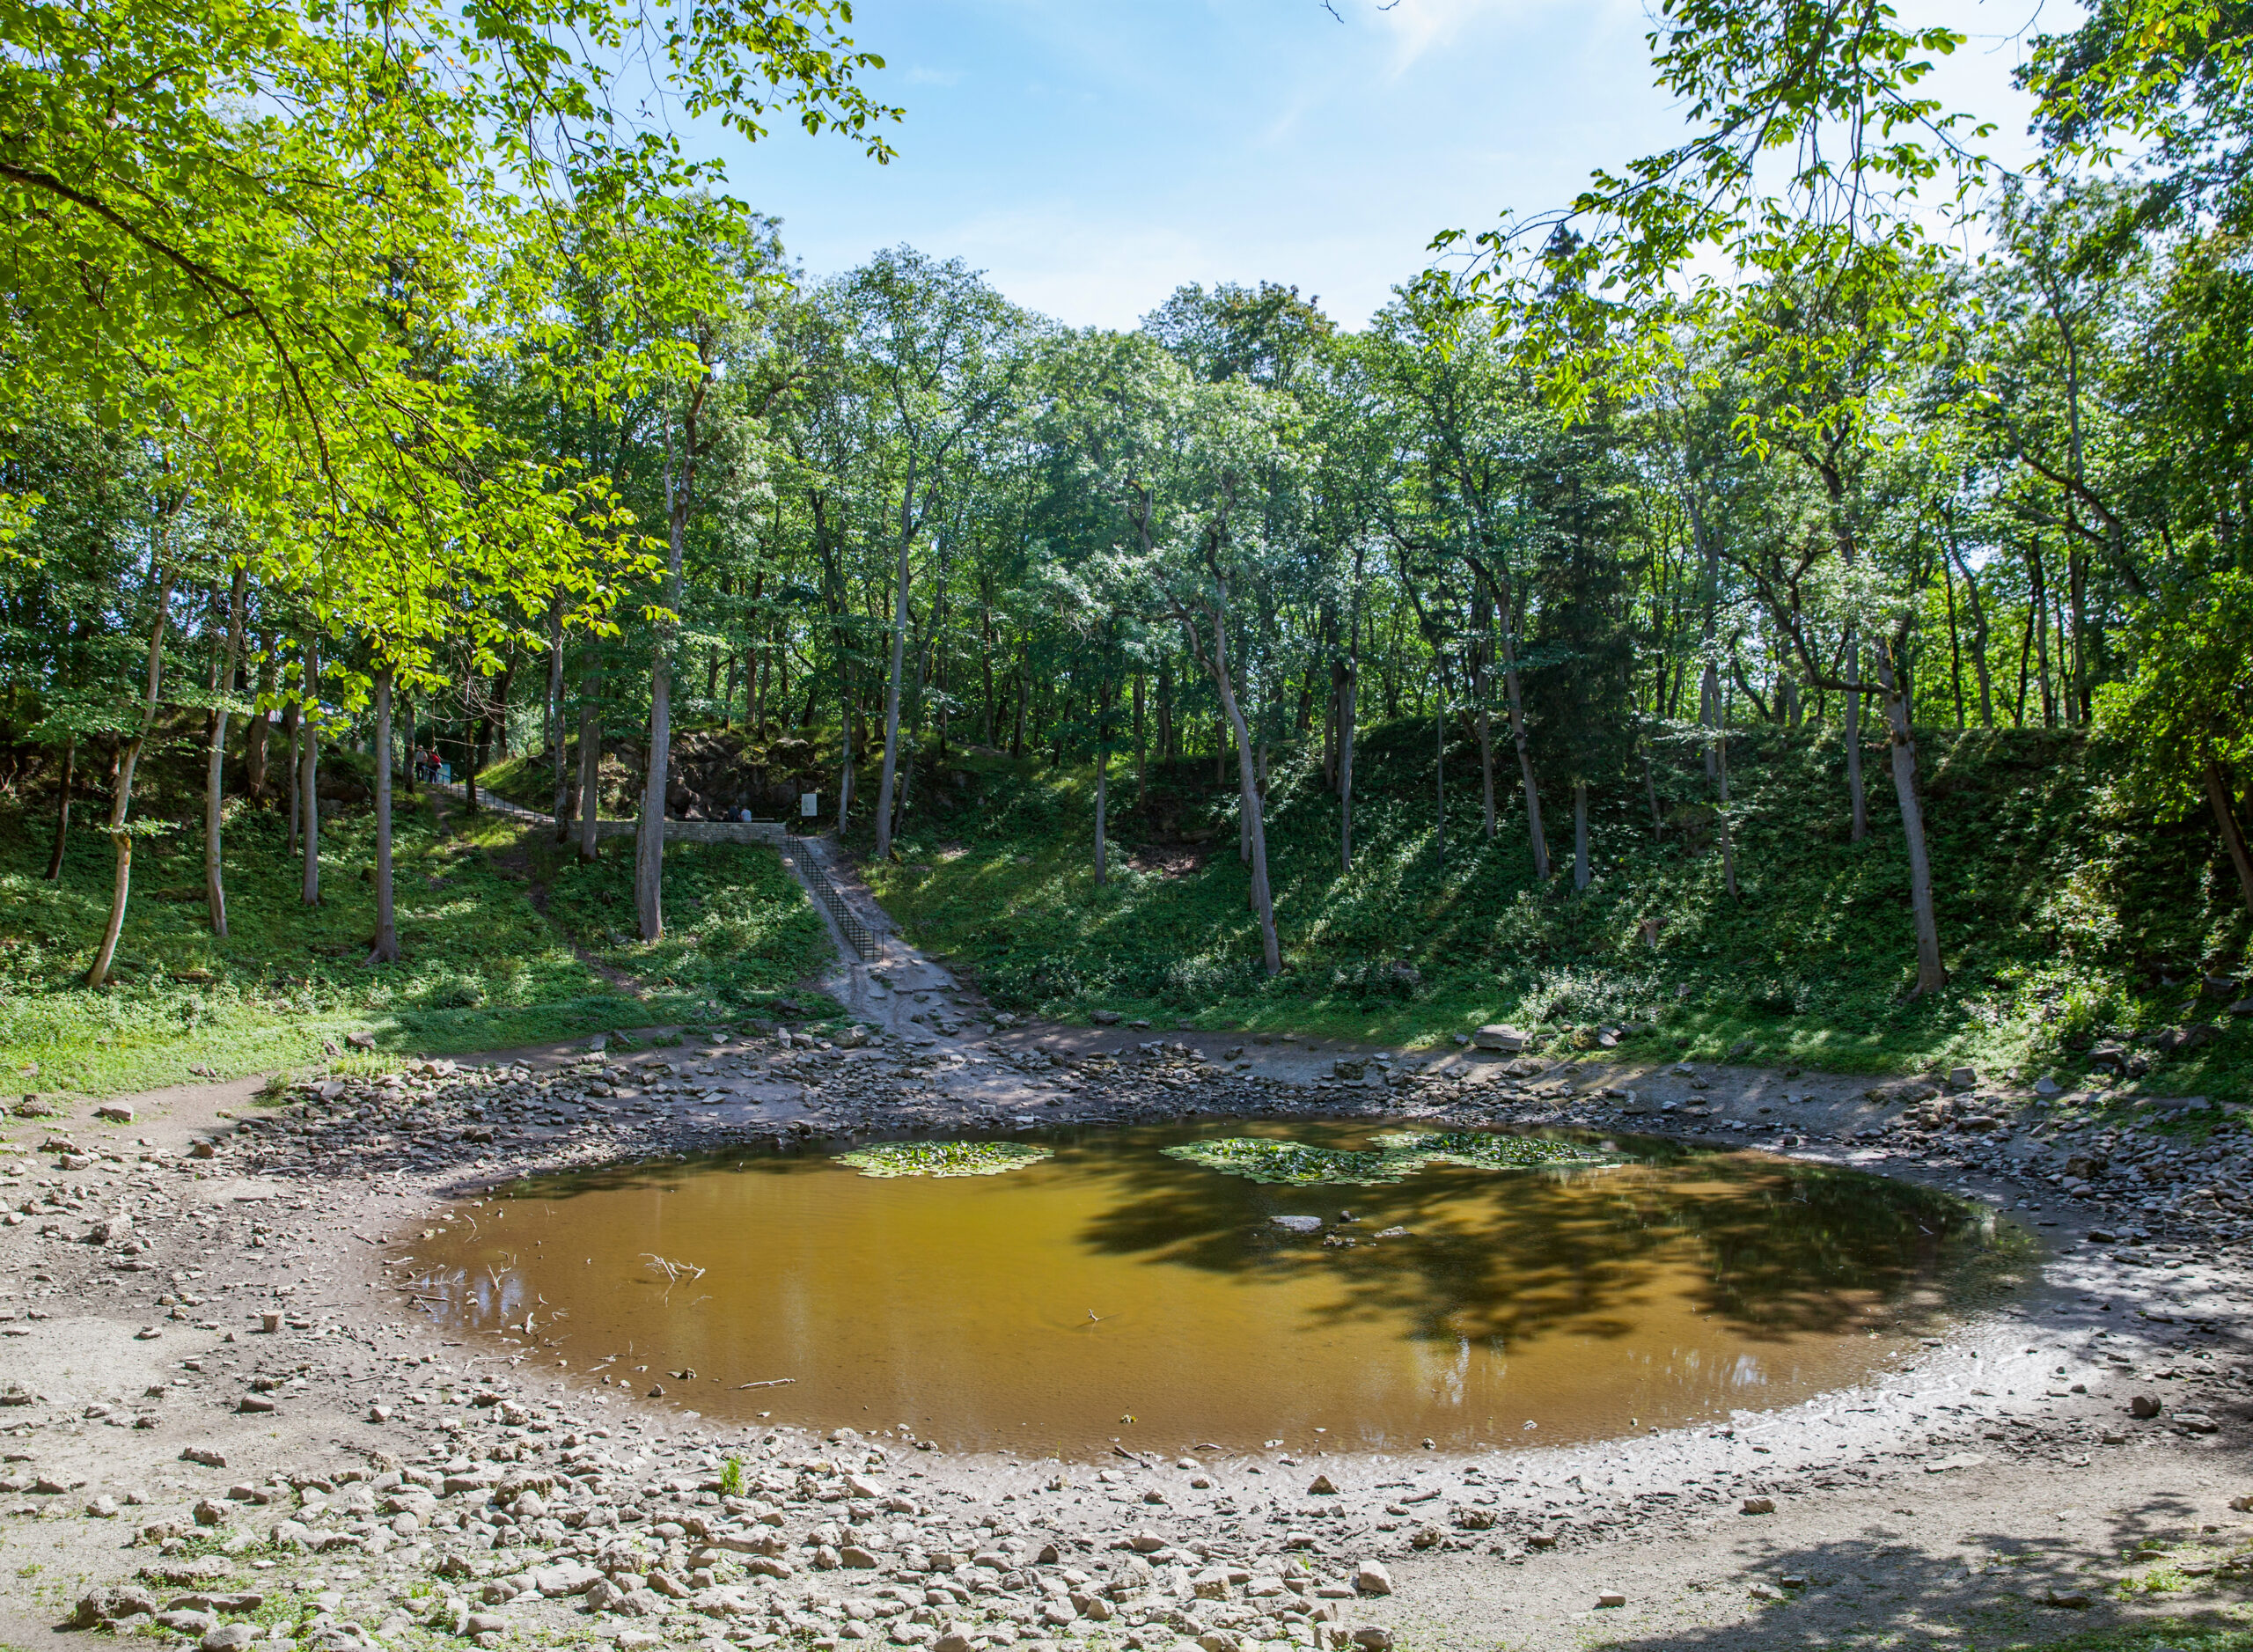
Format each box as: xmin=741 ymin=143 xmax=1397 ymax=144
xmin=401 ymin=1120 xmax=2014 ymax=1457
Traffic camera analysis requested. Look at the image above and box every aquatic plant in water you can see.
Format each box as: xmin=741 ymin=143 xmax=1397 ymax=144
xmin=1162 ymin=1138 xmax=1414 ymax=1186
xmin=1375 ymin=1131 xmax=1612 ymax=1171
xmin=1163 ymin=1132 xmax=1612 ymax=1186
xmin=834 ymin=1140 xmax=1054 ymax=1178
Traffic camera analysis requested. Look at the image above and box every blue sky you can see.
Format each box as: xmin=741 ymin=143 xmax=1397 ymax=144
xmin=705 ymin=0 xmax=2048 ymax=332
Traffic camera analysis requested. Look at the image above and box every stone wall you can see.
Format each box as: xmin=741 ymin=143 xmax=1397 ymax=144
xmin=587 ymin=819 xmax=790 ymax=846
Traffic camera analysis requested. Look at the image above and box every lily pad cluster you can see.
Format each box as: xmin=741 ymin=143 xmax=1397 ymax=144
xmin=1376 ymin=1130 xmax=1613 ymax=1171
xmin=834 ymin=1141 xmax=1055 ymax=1178
xmin=1163 ymin=1131 xmax=1613 ymax=1186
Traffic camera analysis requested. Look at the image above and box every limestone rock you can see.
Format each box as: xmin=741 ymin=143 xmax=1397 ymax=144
xmin=532 ymin=1562 xmax=602 ymax=1597
xmin=72 ymin=1585 xmax=158 ymax=1626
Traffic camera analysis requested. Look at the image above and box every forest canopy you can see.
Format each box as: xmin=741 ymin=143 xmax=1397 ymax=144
xmin=2 ymin=0 xmax=2249 ymax=1054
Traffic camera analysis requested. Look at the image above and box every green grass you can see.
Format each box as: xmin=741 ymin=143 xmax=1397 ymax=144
xmin=865 ymin=721 xmax=2252 ymax=1097
xmin=532 ymin=830 xmax=833 ymax=1012
xmin=469 ymin=751 xmax=558 ymax=812
xmin=0 ymin=775 xmax=833 ymax=1103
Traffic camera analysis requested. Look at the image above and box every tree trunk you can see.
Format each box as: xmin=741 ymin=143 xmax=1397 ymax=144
xmin=87 ymin=568 xmax=175 ymax=988
xmin=1941 ymin=554 xmax=1966 ymax=731
xmin=1944 ymin=524 xmax=1994 ymax=728
xmin=490 ymin=663 xmax=514 ymax=758
xmin=246 ymin=635 xmax=274 ymax=800
xmin=1200 ymin=598 xmax=1281 ymax=977
xmin=1321 ymin=658 xmax=1339 ymax=789
xmin=2031 ymin=545 xmax=2055 ymax=726
xmin=371 ymin=667 xmax=399 ymax=963
xmin=1499 ymin=623 xmax=1549 ymax=880
xmin=1239 ymin=715 xmax=1252 ymax=866
xmin=547 ymin=598 xmax=569 ymax=834
xmin=300 ymin=637 xmax=319 ymax=906
xmin=2069 ymin=547 xmax=2091 ymax=723
xmin=463 ymin=673 xmax=483 ymax=813
xmin=398 ymin=691 xmax=415 ymax=797
xmin=205 ymin=565 xmax=247 ymax=936
xmin=1434 ymin=685 xmax=1446 ymax=869
xmin=45 ymin=734 xmax=75 ymax=880
xmin=283 ymin=702 xmax=301 ymax=855
xmin=1572 ymin=781 xmax=1590 ymax=891
xmin=1157 ymin=656 xmax=1174 ymax=760
xmin=638 ymin=431 xmax=694 ymax=942
xmin=834 ymin=675 xmax=856 ymax=834
xmin=1338 ymin=654 xmax=1357 ymax=873
xmin=1471 ymin=580 xmax=1496 ymax=839
xmin=872 ymin=457 xmax=918 ymax=862
xmin=1010 ymin=651 xmax=1027 ymax=759
xmin=1845 ymin=628 xmax=1868 ymax=842
xmin=1094 ymin=721 xmax=1109 ymax=885
xmin=576 ymin=655 xmax=602 ymax=863
xmin=1715 ymin=727 xmax=1739 ymax=899
xmin=980 ymin=598 xmax=996 ymax=744
xmin=2205 ymin=759 xmax=2253 ymax=924
xmin=1132 ymin=672 xmax=1147 ymax=809
xmin=1691 ymin=491 xmax=1721 ymax=782
xmin=1872 ymin=644 xmax=1946 ymax=995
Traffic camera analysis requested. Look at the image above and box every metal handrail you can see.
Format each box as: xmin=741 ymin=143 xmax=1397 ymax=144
xmin=781 ymin=840 xmax=880 ymax=961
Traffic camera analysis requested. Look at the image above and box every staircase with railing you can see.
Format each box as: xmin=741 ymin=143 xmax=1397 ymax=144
xmin=780 ymin=839 xmax=881 ymax=961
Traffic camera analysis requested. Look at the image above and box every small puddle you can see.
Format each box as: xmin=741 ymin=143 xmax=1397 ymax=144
xmin=400 ymin=1120 xmax=2021 ymax=1456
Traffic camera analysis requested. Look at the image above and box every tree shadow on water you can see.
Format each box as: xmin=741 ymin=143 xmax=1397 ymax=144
xmin=1070 ymin=1127 xmax=2011 ymax=1356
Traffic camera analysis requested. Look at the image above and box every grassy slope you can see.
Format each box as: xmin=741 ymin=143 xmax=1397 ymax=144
xmin=0 ymin=778 xmax=831 ymax=1099
xmin=866 ymin=721 xmax=2251 ymax=1098
xmin=532 ymin=828 xmax=832 ymax=1010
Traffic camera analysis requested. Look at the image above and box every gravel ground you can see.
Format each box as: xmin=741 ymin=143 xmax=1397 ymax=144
xmin=4 ymin=958 xmax=2250 ymax=1652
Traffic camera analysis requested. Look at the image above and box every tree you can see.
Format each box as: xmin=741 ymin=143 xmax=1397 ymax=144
xmin=839 ymin=249 xmax=1025 ymax=862
xmin=2097 ymin=573 xmax=2253 ymax=923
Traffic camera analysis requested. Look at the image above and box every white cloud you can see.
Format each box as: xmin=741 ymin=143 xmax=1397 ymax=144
xmin=1369 ymin=0 xmax=1556 ymax=70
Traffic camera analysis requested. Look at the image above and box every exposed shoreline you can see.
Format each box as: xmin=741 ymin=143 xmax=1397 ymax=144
xmin=3 ymin=1010 xmax=2248 ymax=1652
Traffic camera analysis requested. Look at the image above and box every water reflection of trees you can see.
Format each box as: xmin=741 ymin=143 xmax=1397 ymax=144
xmin=1070 ymin=1125 xmax=1990 ymax=1351
xmin=437 ymin=1120 xmax=1999 ymax=1355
